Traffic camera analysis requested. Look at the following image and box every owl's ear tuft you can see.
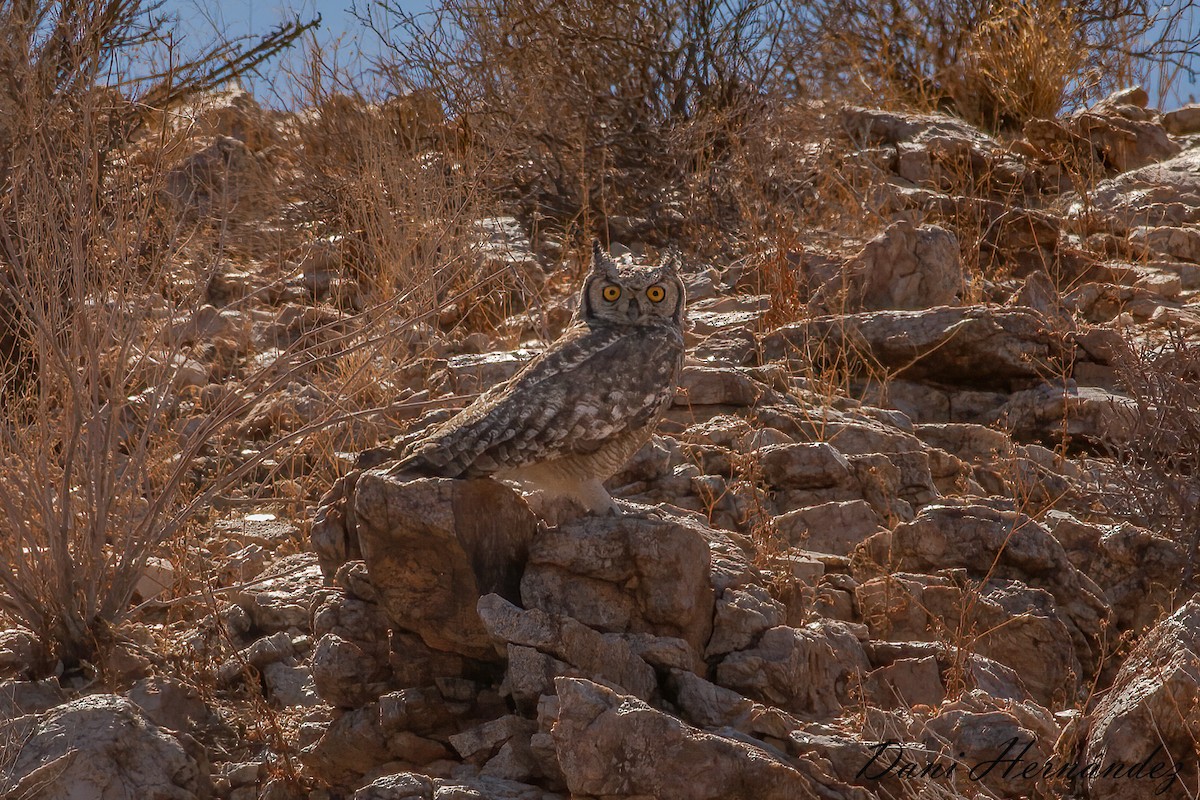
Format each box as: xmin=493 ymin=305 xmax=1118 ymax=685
xmin=592 ymin=240 xmax=616 ymax=274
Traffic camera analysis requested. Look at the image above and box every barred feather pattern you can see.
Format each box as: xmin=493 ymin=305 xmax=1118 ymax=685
xmin=390 ymin=243 xmax=687 ymax=511
xmin=395 ymin=322 xmax=684 ymax=479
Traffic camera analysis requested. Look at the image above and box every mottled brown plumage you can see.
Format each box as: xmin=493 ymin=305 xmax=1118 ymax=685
xmin=390 ymin=242 xmax=686 ymax=514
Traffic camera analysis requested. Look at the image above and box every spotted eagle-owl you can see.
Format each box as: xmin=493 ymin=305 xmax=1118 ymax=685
xmin=389 ymin=241 xmax=686 ymax=515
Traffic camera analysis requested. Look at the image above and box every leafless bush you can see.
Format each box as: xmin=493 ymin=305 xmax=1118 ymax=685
xmin=358 ymin=0 xmax=799 ymax=239
xmin=792 ymin=0 xmax=1200 ymax=129
xmin=0 ymin=0 xmax=321 ymax=670
xmin=287 ymin=51 xmax=549 ymax=341
xmin=1104 ymin=329 xmax=1200 ymax=587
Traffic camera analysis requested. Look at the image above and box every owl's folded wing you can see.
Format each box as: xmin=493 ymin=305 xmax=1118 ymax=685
xmin=393 ymin=324 xmax=683 ymax=478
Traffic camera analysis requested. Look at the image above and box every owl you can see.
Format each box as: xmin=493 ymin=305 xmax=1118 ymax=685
xmin=389 ymin=241 xmax=686 ymax=515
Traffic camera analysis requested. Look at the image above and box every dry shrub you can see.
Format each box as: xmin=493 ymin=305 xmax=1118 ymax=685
xmin=288 ymin=45 xmax=543 ymax=335
xmin=1103 ymin=329 xmax=1200 ymax=588
xmin=953 ymin=1 xmax=1092 ymax=131
xmin=799 ymin=0 xmax=1200 ymax=130
xmin=362 ymin=0 xmax=797 ymax=240
xmin=0 ymin=0 xmax=320 ymax=670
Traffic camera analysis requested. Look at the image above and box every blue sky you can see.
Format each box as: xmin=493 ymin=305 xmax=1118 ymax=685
xmin=161 ymin=0 xmax=1199 ymax=109
xmin=161 ymin=0 xmax=402 ymax=45
xmin=157 ymin=0 xmax=417 ymax=102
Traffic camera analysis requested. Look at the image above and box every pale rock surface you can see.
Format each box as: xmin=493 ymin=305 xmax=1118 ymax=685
xmin=0 ymin=694 xmax=212 ymax=800
xmin=231 ymin=551 xmax=325 ymax=634
xmin=478 ymin=594 xmax=658 ymax=701
xmin=1084 ymin=599 xmax=1200 ymax=800
xmin=715 ymin=623 xmax=870 ymax=718
xmin=354 ymin=473 xmax=539 ymax=660
xmin=763 ymin=306 xmax=1066 ymax=390
xmin=855 ymin=503 xmax=1111 ymax=681
xmin=1163 ymin=103 xmax=1200 ymax=134
xmin=831 ymin=220 xmax=962 ymax=312
xmin=550 ymin=677 xmax=858 ymax=800
xmin=521 ymin=511 xmax=716 ymax=653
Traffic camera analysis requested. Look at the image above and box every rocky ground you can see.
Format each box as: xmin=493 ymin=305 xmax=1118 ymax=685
xmin=3 ymin=84 xmax=1200 ymax=799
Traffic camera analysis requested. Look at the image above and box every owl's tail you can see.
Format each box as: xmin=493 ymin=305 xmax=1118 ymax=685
xmin=385 ymin=449 xmax=462 ymax=478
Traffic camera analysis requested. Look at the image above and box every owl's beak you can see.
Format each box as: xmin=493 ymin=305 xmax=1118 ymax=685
xmin=626 ymin=298 xmax=642 ymax=322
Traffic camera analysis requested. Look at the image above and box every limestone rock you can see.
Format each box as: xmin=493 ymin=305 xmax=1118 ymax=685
xmin=666 ymin=669 xmax=802 ymax=740
xmin=169 ymin=83 xmax=277 ymax=150
xmin=832 ymin=221 xmax=962 ymax=311
xmin=550 ymin=677 xmax=837 ymax=800
xmin=854 ymin=503 xmax=1111 ymax=680
xmin=1163 ymin=104 xmax=1200 ymax=135
xmin=1074 ymin=110 xmax=1180 ymax=173
xmin=758 ymin=442 xmax=852 ymax=490
xmin=986 ymin=382 xmax=1140 ymax=447
xmin=377 ymin=686 xmax=460 ymax=737
xmin=354 ymin=472 xmax=539 ymax=661
xmin=676 ymin=365 xmax=771 ymax=407
xmin=263 ymin=661 xmax=320 ymax=707
xmin=763 ymin=306 xmax=1065 ymax=391
xmin=450 ymin=714 xmax=537 ymax=762
xmin=841 ymin=107 xmax=1031 ymax=195
xmin=0 ymin=694 xmax=211 ymax=799
xmin=231 ymin=551 xmax=325 ymax=634
xmin=773 ymin=500 xmax=884 ymax=556
xmin=0 ymin=626 xmax=44 ymax=678
xmin=1045 ymin=512 xmax=1183 ymax=636
xmin=311 ymin=470 xmax=365 ymax=577
xmin=353 ymin=772 xmax=558 ymax=800
xmin=301 ymin=702 xmax=392 ymax=784
xmin=217 ymin=630 xmax=296 ymax=685
xmin=521 ymin=511 xmax=715 ymax=653
xmin=445 ymin=349 xmax=536 ymax=396
xmin=862 ymin=655 xmax=945 ymax=709
xmin=478 ymin=594 xmax=658 ymax=701
xmin=1084 ymin=599 xmax=1200 ymax=799
xmin=1070 ymin=148 xmax=1200 ymax=230
xmin=919 ymin=690 xmax=1058 ymax=799
xmin=312 ymin=633 xmax=392 ymax=708
xmin=715 ymin=623 xmax=870 ymax=719
xmin=1129 ymin=224 xmax=1200 ymax=263
xmin=856 ymin=572 xmax=1079 ymax=705
xmin=706 ymin=585 xmax=787 ymax=658
xmin=128 ymin=676 xmax=221 ymax=737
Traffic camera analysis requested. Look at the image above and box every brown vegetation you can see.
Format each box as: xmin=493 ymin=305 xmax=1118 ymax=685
xmin=2 ymin=0 xmax=1200 ymax=797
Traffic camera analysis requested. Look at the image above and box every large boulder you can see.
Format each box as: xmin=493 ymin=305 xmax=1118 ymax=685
xmin=763 ymin=306 xmax=1067 ymax=391
xmin=354 ymin=472 xmax=539 ymax=661
xmin=856 ymin=572 xmax=1079 ymax=705
xmin=823 ymin=221 xmax=963 ymax=312
xmin=714 ymin=623 xmax=870 ymax=719
xmin=854 ymin=503 xmax=1112 ymax=684
xmin=521 ymin=511 xmax=716 ymax=654
xmin=0 ymin=694 xmax=211 ymax=799
xmin=840 ymin=107 xmax=1033 ymax=196
xmin=1068 ymin=148 xmax=1200 ymax=230
xmin=478 ymin=594 xmax=658 ymax=702
xmin=1084 ymin=599 xmax=1200 ymax=799
xmin=550 ymin=677 xmax=867 ymax=800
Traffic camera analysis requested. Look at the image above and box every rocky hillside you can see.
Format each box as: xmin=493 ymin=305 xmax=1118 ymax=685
xmin=3 ymin=83 xmax=1200 ymax=800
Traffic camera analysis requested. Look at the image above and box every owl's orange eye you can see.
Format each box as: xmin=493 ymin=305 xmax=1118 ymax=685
xmin=602 ymin=285 xmax=621 ymax=302
xmin=646 ymin=285 xmax=666 ymax=303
